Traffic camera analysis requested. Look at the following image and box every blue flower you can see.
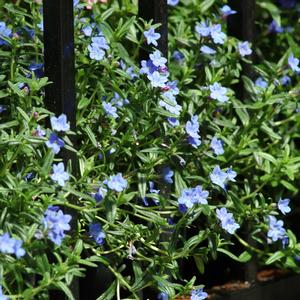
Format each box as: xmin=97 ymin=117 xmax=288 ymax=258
xmin=0 ymin=233 xmax=25 ymax=258
xmin=34 ymin=125 xmax=46 ymax=137
xmin=200 ymin=45 xmax=216 ymax=55
xmin=226 ymin=167 xmax=237 ymax=182
xmin=92 ymin=36 xmax=109 ymax=50
xmin=149 ymin=181 xmax=160 ymax=194
xmin=140 ymin=59 xmax=158 ymax=75
xmin=267 ymin=215 xmax=287 ymax=242
xmin=144 ymin=27 xmax=161 ymax=46
xmin=278 ymin=198 xmax=291 ymax=215
xmin=160 ymin=89 xmax=182 ymax=115
xmin=185 ymin=115 xmax=201 ymax=148
xmin=288 ymin=54 xmax=300 ymax=72
xmin=42 ymin=206 xmax=72 ymax=246
xmin=0 ymin=285 xmax=9 ymax=300
xmin=280 ymin=75 xmax=291 ymax=86
xmin=163 ymin=167 xmax=174 ymax=184
xmin=102 ymin=101 xmax=118 ymax=118
xmin=45 ymin=133 xmax=65 ymax=154
xmin=50 ymin=114 xmax=70 ymax=132
xmin=148 ymin=71 xmax=168 ymax=88
xmin=51 ymin=162 xmax=70 ymax=186
xmin=216 ymin=207 xmax=240 ymax=234
xmin=93 ymin=187 xmax=107 ymax=203
xmin=278 ymin=0 xmax=296 ymax=9
xmin=191 ymin=288 xmax=208 ymax=300
xmin=89 ymin=223 xmax=106 ymax=245
xmin=73 ymin=0 xmax=80 ymax=7
xmin=210 ymin=166 xmax=236 ymax=190
xmin=157 ymin=292 xmax=169 ymax=300
xmin=167 ymin=0 xmax=179 ymax=6
xmin=167 ymin=117 xmax=180 ymax=127
xmin=88 ymin=44 xmax=105 ymax=61
xmin=255 ymin=77 xmax=268 ymax=89
xmin=0 ymin=105 xmax=6 ymax=113
xmin=28 ymin=63 xmax=44 ymax=78
xmin=105 ymin=173 xmax=128 ymax=192
xmin=268 ymin=20 xmax=284 ymax=34
xmin=0 ymin=22 xmax=12 ymax=46
xmin=220 ymin=5 xmax=237 ymax=17
xmin=238 ymin=41 xmax=252 ymax=57
xmin=209 ymin=82 xmax=228 ymax=103
xmin=210 ymin=24 xmax=227 ymax=44
xmin=210 ymin=137 xmax=224 ymax=155
xmin=195 ymin=21 xmax=211 ymax=37
xmin=172 ymin=50 xmax=184 ymax=62
xmin=149 ymin=50 xmax=167 ymax=68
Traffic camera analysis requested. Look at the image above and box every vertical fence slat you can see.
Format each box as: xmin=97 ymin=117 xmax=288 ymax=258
xmin=43 ymin=0 xmax=78 ymax=299
xmin=228 ymin=0 xmax=257 ymax=284
xmin=138 ymin=0 xmax=168 ymax=58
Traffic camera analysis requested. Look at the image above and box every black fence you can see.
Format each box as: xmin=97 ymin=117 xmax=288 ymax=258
xmin=42 ymin=0 xmax=255 ymax=299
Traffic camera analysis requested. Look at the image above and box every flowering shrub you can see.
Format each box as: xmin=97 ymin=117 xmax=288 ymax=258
xmin=1 ymin=0 xmax=300 ymax=299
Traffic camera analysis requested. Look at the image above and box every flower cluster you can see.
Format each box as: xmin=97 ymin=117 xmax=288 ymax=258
xmin=42 ymin=206 xmax=72 ymax=246
xmin=0 ymin=233 xmax=25 ymax=258
xmin=216 ymin=207 xmax=240 ymax=234
xmin=88 ymin=35 xmax=109 ymax=61
xmin=178 ymin=185 xmax=209 ymax=213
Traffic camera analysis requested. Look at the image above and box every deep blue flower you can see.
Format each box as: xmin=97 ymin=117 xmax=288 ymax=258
xmin=149 ymin=181 xmax=160 ymax=194
xmin=0 ymin=21 xmax=12 ymax=46
xmin=45 ymin=133 xmax=65 ymax=154
xmin=0 ymin=105 xmax=6 ymax=113
xmin=216 ymin=207 xmax=240 ymax=234
xmin=238 ymin=41 xmax=252 ymax=57
xmin=104 ymin=173 xmax=128 ymax=192
xmin=267 ymin=215 xmax=287 ymax=242
xmin=280 ymin=75 xmax=291 ymax=86
xmin=50 ymin=114 xmax=70 ymax=132
xmin=167 ymin=117 xmax=180 ymax=127
xmin=195 ymin=20 xmax=211 ymax=37
xmin=268 ymin=20 xmax=284 ymax=34
xmin=191 ymin=288 xmax=208 ymax=300
xmin=157 ymin=292 xmax=169 ymax=300
xmin=102 ymin=101 xmax=118 ymax=118
xmin=163 ymin=167 xmax=174 ymax=184
xmin=210 ymin=24 xmax=227 ymax=44
xmin=28 ymin=63 xmax=44 ymax=78
xmin=209 ymin=82 xmax=228 ymax=103
xmin=255 ymin=77 xmax=268 ymax=89
xmin=210 ymin=137 xmax=224 ymax=155
xmin=24 ymin=172 xmax=35 ymax=182
xmin=42 ymin=206 xmax=71 ymax=246
xmin=220 ymin=5 xmax=237 ymax=17
xmin=277 ymin=0 xmax=296 ymax=9
xmin=172 ymin=50 xmax=184 ymax=62
xmin=93 ymin=187 xmax=107 ymax=202
xmin=185 ymin=115 xmax=201 ymax=148
xmin=89 ymin=223 xmax=106 ymax=245
xmin=288 ymin=53 xmax=300 ymax=72
xmin=0 ymin=233 xmax=25 ymax=258
xmin=167 ymin=0 xmax=179 ymax=6
xmin=144 ymin=27 xmax=161 ymax=46
xmin=140 ymin=59 xmax=159 ymax=76
xmin=278 ymin=198 xmax=291 ymax=215
xmin=200 ymin=45 xmax=216 ymax=55
xmin=51 ymin=162 xmax=70 ymax=186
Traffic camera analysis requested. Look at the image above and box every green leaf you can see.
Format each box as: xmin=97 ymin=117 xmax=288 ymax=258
xmin=266 ymin=251 xmax=285 ymax=265
xmin=96 ymin=280 xmax=117 ymax=300
xmin=55 ymin=282 xmax=75 ymax=300
xmin=217 ymin=248 xmax=252 ymax=262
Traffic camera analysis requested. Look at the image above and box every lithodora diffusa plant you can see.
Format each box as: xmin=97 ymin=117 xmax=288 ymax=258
xmin=2 ymin=0 xmax=300 ymax=299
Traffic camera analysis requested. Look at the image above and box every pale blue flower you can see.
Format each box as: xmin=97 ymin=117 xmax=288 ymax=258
xmin=195 ymin=21 xmax=210 ymax=37
xmin=216 ymin=207 xmax=240 ymax=234
xmin=102 ymin=101 xmax=118 ymax=118
xmin=288 ymin=53 xmax=300 ymax=72
xmin=149 ymin=50 xmax=167 ymax=67
xmin=191 ymin=288 xmax=208 ymax=300
xmin=45 ymin=133 xmax=65 ymax=154
xmin=268 ymin=20 xmax=284 ymax=34
xmin=167 ymin=0 xmax=179 ymax=6
xmin=185 ymin=115 xmax=201 ymax=148
xmin=88 ymin=44 xmax=105 ymax=61
xmin=0 ymin=233 xmax=25 ymax=258
xmin=34 ymin=125 xmax=46 ymax=137
xmin=82 ymin=25 xmax=93 ymax=36
xmin=226 ymin=167 xmax=237 ymax=182
xmin=157 ymin=292 xmax=169 ymax=300
xmin=267 ymin=215 xmax=287 ymax=242
xmin=144 ymin=27 xmax=161 ymax=46
xmin=178 ymin=186 xmax=209 ymax=212
xmin=163 ymin=167 xmax=174 ymax=184
xmin=210 ymin=165 xmax=227 ymax=189
xmin=0 ymin=21 xmax=12 ymax=46
xmin=255 ymin=77 xmax=268 ymax=88
xmin=159 ymin=90 xmax=182 ymax=115
xmin=278 ymin=198 xmax=291 ymax=215
xmin=51 ymin=162 xmax=69 ymax=187
xmin=89 ymin=223 xmax=106 ymax=245
xmin=210 ymin=24 xmax=226 ymax=44
xmin=0 ymin=285 xmax=9 ymax=300
xmin=42 ymin=206 xmax=71 ymax=246
xmin=105 ymin=173 xmax=128 ymax=192
xmin=210 ymin=137 xmax=224 ymax=155
xmin=220 ymin=5 xmax=237 ymax=17
xmin=50 ymin=114 xmax=70 ymax=132
xmin=147 ymin=71 xmax=168 ymax=88
xmin=238 ymin=41 xmax=252 ymax=57
xmin=200 ymin=45 xmax=216 ymax=54
xmin=92 ymin=36 xmax=109 ymax=50
xmin=209 ymin=82 xmax=228 ymax=103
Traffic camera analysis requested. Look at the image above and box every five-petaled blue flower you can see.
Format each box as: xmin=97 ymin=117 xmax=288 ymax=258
xmin=238 ymin=41 xmax=252 ymax=57
xmin=51 ymin=162 xmax=70 ymax=187
xmin=216 ymin=207 xmax=240 ymax=234
xmin=210 ymin=24 xmax=227 ymax=44
xmin=148 ymin=71 xmax=168 ymax=88
xmin=209 ymin=82 xmax=228 ymax=103
xmin=89 ymin=223 xmax=106 ymax=245
xmin=210 ymin=165 xmax=236 ymax=190
xmin=105 ymin=173 xmax=128 ymax=192
xmin=191 ymin=288 xmax=208 ymax=300
xmin=0 ymin=233 xmax=25 ymax=258
xmin=50 ymin=114 xmax=70 ymax=132
xmin=278 ymin=198 xmax=291 ymax=215
xmin=102 ymin=101 xmax=118 ymax=118
xmin=45 ymin=133 xmax=65 ymax=154
xmin=195 ymin=20 xmax=211 ymax=37
xmin=267 ymin=215 xmax=287 ymax=242
xmin=255 ymin=77 xmax=268 ymax=89
xmin=42 ymin=206 xmax=72 ymax=246
xmin=200 ymin=45 xmax=216 ymax=55
xmin=210 ymin=137 xmax=224 ymax=155
xmin=149 ymin=50 xmax=168 ymax=67
xmin=185 ymin=115 xmax=201 ymax=148
xmin=288 ymin=53 xmax=300 ymax=72
xmin=144 ymin=27 xmax=161 ymax=46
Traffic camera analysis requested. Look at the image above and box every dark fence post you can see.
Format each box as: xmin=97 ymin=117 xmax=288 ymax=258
xmin=43 ymin=0 xmax=79 ymax=299
xmin=228 ymin=0 xmax=257 ymax=284
xmin=138 ymin=0 xmax=168 ymax=58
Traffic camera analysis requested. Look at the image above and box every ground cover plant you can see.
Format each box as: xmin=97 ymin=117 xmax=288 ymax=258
xmin=1 ymin=0 xmax=300 ymax=299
